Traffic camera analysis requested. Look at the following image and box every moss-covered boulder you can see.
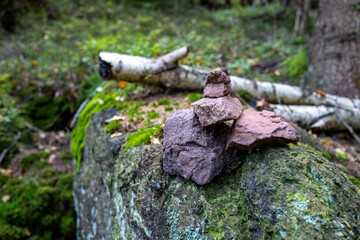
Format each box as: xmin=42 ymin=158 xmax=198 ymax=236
xmin=74 ymin=109 xmax=360 ymax=239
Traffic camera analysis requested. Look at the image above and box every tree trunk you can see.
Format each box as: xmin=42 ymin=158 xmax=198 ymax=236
xmin=304 ymin=0 xmax=360 ymax=98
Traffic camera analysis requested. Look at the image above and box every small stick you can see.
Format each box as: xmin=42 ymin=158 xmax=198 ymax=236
xmin=335 ymin=98 xmax=360 ymax=144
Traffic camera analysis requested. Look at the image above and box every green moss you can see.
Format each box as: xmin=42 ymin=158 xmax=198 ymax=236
xmin=335 ymin=152 xmax=349 ymax=165
xmin=238 ymin=90 xmax=253 ymax=101
xmin=349 ymin=176 xmax=360 ymax=188
xmin=157 ymin=99 xmax=171 ymax=105
xmin=24 ymin=95 xmax=71 ymax=130
xmin=299 ymin=144 xmax=316 ymax=152
xmin=187 ymin=93 xmax=203 ymax=103
xmin=59 ymin=149 xmax=72 ymax=163
xmin=321 ymin=151 xmax=331 ymax=160
xmin=204 ymin=181 xmax=253 ymax=239
xmin=21 ymin=151 xmax=51 ymax=169
xmin=0 ymin=171 xmax=76 ymax=240
xmin=0 ymin=137 xmax=12 ymax=151
xmin=0 ymin=224 xmax=27 ymax=240
xmin=0 ymin=173 xmax=9 ymax=185
xmin=71 ymin=81 xmax=131 ymax=173
xmin=126 ymin=101 xmax=147 ymax=120
xmin=165 ymin=106 xmax=173 ymax=112
xmin=105 ymin=120 xmax=123 ymax=133
xmin=124 ymin=125 xmax=162 ymax=150
xmin=60 ymin=213 xmax=76 ymax=236
xmin=147 ymin=110 xmax=160 ymax=120
xmin=282 ymin=50 xmax=308 ymax=81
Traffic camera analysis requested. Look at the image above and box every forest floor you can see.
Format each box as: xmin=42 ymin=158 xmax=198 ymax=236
xmin=0 ymin=1 xmax=359 ymax=239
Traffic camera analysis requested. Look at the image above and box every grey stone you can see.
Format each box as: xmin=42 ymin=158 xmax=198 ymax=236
xmin=162 ymin=109 xmax=231 ymax=185
xmin=192 ymin=96 xmax=242 ymax=127
xmin=227 ymin=108 xmax=298 ymax=150
xmin=203 ymin=83 xmax=231 ymax=98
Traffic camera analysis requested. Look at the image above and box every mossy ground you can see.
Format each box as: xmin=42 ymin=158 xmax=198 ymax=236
xmin=0 ymin=155 xmax=75 ymax=240
xmin=124 ymin=125 xmax=163 ymax=150
xmin=282 ymin=50 xmax=308 ymax=83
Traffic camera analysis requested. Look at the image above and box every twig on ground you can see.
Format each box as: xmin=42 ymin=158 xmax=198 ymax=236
xmin=0 ymin=121 xmax=42 ymax=164
xmin=335 ymin=98 xmax=360 ymax=144
xmin=70 ymin=98 xmax=90 ymax=128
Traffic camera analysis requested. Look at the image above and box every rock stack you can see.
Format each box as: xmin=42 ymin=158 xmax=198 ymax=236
xmin=163 ymin=70 xmax=299 ymax=185
xmin=192 ymin=70 xmax=242 ymax=127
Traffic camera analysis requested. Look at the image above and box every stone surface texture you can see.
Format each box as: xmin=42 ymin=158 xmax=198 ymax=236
xmin=162 ymin=109 xmax=234 ymax=185
xmin=227 ymin=108 xmax=298 ymax=150
xmin=74 ymin=109 xmax=360 ymax=239
xmin=192 ymin=96 xmax=242 ymax=127
xmin=203 ymin=83 xmax=231 ymax=98
xmin=205 ymin=69 xmax=231 ymax=84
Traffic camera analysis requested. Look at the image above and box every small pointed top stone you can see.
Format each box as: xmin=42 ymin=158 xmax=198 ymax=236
xmin=206 ymin=70 xmax=231 ymax=84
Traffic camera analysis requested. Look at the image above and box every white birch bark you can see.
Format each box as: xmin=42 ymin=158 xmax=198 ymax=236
xmin=98 ymin=47 xmax=360 ymax=130
xmin=270 ymin=104 xmax=360 ymax=131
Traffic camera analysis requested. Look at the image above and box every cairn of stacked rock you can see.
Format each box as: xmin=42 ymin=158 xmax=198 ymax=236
xmin=162 ymin=70 xmax=298 ymax=185
xmin=192 ymin=70 xmax=243 ymax=127
xmin=162 ymin=109 xmax=234 ymax=185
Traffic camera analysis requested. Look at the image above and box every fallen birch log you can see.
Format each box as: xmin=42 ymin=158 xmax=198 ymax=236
xmin=98 ymin=47 xmax=360 ymax=131
xmin=270 ymin=104 xmax=360 ymax=131
xmin=99 ymin=47 xmax=360 ymax=111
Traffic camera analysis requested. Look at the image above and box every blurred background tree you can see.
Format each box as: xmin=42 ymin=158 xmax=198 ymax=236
xmin=304 ymin=0 xmax=360 ymax=98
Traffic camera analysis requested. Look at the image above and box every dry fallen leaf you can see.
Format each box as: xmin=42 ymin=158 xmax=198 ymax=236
xmin=115 ymin=96 xmax=125 ymax=102
xmin=256 ymin=98 xmax=266 ymax=108
xmin=150 ymin=136 xmax=160 ymax=144
xmin=0 ymin=168 xmax=12 ymax=176
xmin=105 ymin=115 xmax=125 ymax=123
xmin=236 ymin=67 xmax=243 ymax=74
xmin=119 ymin=81 xmax=128 ymax=88
xmin=2 ymin=195 xmax=10 ymax=203
xmin=48 ymin=154 xmax=56 ymax=164
xmin=25 ymin=228 xmax=31 ymax=237
xmin=38 ymin=132 xmax=46 ymax=139
xmin=316 ymin=90 xmax=326 ymax=97
xmin=110 ymin=132 xmax=122 ymax=138
xmin=335 ymin=146 xmax=346 ymax=154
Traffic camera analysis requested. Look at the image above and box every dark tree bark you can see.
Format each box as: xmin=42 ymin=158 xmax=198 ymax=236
xmin=304 ymin=0 xmax=360 ymax=98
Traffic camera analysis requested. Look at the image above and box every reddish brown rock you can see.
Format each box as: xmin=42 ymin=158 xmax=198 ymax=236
xmin=205 ymin=70 xmax=231 ymax=84
xmin=203 ymin=83 xmax=231 ymax=98
xmin=226 ymin=108 xmax=298 ymax=150
xmin=192 ymin=97 xmax=242 ymax=127
xmin=163 ymin=109 xmax=233 ymax=185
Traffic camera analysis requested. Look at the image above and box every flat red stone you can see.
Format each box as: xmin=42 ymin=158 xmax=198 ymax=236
xmin=226 ymin=108 xmax=298 ymax=150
